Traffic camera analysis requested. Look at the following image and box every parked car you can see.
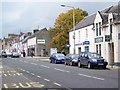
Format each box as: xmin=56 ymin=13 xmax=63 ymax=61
xmin=65 ymin=54 xmax=79 ymax=66
xmin=0 ymin=51 xmax=7 ymax=58
xmin=78 ymin=52 xmax=108 ymax=69
xmin=49 ymin=53 xmax=65 ymax=64
xmin=11 ymin=52 xmax=20 ymax=58
xmin=6 ymin=51 xmax=12 ymax=57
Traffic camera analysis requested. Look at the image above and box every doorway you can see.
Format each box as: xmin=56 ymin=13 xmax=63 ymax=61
xmin=78 ymin=47 xmax=81 ymax=54
xmin=108 ymin=43 xmax=114 ymax=65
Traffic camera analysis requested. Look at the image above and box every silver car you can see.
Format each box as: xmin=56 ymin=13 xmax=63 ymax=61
xmin=11 ymin=52 xmax=20 ymax=58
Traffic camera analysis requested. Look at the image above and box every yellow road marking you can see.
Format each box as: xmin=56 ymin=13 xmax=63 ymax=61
xmin=3 ymin=82 xmax=44 ymax=88
xmin=19 ymin=83 xmax=31 ymax=88
xmin=4 ymin=74 xmax=7 ymax=77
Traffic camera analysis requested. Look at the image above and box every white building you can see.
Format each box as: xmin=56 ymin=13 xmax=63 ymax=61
xmin=69 ymin=5 xmax=120 ymax=65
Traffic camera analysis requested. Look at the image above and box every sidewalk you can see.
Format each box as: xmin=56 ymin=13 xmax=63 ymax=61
xmin=25 ymin=56 xmax=49 ymax=62
xmin=107 ymin=65 xmax=120 ymax=70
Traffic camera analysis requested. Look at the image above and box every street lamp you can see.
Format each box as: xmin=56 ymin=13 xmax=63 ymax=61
xmin=61 ymin=5 xmax=76 ymax=54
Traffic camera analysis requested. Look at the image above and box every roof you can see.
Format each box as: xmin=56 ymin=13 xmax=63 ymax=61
xmin=74 ymin=13 xmax=96 ymax=30
xmin=70 ymin=4 xmax=119 ymax=32
xmin=99 ymin=12 xmax=108 ymax=24
xmin=22 ymin=36 xmax=30 ymax=44
xmin=29 ymin=28 xmax=48 ymax=39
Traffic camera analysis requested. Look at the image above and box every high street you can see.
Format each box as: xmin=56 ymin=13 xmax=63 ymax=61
xmin=0 ymin=57 xmax=119 ymax=89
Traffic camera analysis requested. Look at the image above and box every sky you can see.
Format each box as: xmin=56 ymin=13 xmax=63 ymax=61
xmin=0 ymin=0 xmax=119 ymax=38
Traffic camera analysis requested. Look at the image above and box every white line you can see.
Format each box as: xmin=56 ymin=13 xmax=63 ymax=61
xmin=31 ymin=73 xmax=35 ymax=75
xmin=31 ymin=63 xmax=34 ymax=65
xmin=33 ymin=63 xmax=37 ymax=65
xmin=78 ymin=73 xmax=104 ymax=81
xmin=78 ymin=74 xmax=92 ymax=78
xmin=26 ymin=71 xmax=30 ymax=73
xmin=54 ymin=83 xmax=61 ymax=86
xmin=44 ymin=79 xmax=50 ymax=82
xmin=37 ymin=76 xmax=41 ymax=78
xmin=24 ymin=61 xmax=28 ymax=63
xmin=31 ymin=63 xmax=37 ymax=65
xmin=54 ymin=68 xmax=69 ymax=73
xmin=92 ymin=76 xmax=104 ymax=80
xmin=22 ymin=69 xmax=25 ymax=71
xmin=40 ymin=65 xmax=50 ymax=68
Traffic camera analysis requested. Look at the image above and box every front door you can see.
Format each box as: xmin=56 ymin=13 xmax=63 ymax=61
xmin=78 ymin=47 xmax=81 ymax=54
xmin=108 ymin=43 xmax=114 ymax=65
xmin=85 ymin=46 xmax=89 ymax=52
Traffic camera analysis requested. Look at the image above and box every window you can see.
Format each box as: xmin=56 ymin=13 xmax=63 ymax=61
xmin=99 ymin=22 xmax=101 ymax=35
xmin=96 ymin=44 xmax=101 ymax=55
xmin=78 ymin=31 xmax=80 ymax=42
xmin=96 ymin=23 xmax=98 ymax=36
xmin=99 ymin=44 xmax=101 ymax=56
xmin=96 ymin=45 xmax=98 ymax=54
xmin=78 ymin=47 xmax=81 ymax=54
xmin=85 ymin=46 xmax=89 ymax=52
xmin=110 ymin=19 xmax=112 ymax=34
xmin=86 ymin=29 xmax=88 ymax=39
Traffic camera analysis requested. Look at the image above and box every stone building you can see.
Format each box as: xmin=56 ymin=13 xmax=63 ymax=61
xmin=27 ymin=28 xmax=51 ymax=56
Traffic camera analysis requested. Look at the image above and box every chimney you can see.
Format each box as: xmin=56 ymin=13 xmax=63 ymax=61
xmin=33 ymin=29 xmax=39 ymax=34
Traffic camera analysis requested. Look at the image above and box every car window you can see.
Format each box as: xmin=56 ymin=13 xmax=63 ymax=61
xmin=90 ymin=53 xmax=101 ymax=58
xmin=56 ymin=54 xmax=64 ymax=58
xmin=84 ymin=54 xmax=88 ymax=57
xmin=81 ymin=53 xmax=84 ymax=57
xmin=72 ymin=54 xmax=79 ymax=59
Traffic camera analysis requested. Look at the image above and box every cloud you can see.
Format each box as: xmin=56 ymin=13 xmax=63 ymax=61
xmin=1 ymin=2 xmax=118 ymax=38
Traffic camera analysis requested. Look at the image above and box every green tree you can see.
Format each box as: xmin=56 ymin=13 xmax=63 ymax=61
xmin=49 ymin=8 xmax=88 ymax=54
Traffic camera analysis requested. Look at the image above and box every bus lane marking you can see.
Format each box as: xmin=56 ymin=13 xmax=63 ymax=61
xmin=3 ymin=82 xmax=44 ymax=88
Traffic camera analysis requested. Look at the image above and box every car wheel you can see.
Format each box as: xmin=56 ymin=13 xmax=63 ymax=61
xmin=70 ymin=61 xmax=73 ymax=66
xmin=49 ymin=60 xmax=52 ymax=63
xmin=64 ymin=61 xmax=67 ymax=65
xmin=55 ymin=60 xmax=57 ymax=64
xmin=78 ymin=61 xmax=82 ymax=68
xmin=103 ymin=66 xmax=106 ymax=69
xmin=88 ymin=62 xmax=92 ymax=69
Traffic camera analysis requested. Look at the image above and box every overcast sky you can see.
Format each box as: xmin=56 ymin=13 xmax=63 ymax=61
xmin=0 ymin=0 xmax=119 ymax=38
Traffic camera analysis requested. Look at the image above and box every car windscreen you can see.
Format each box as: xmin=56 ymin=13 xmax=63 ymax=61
xmin=72 ymin=54 xmax=79 ymax=59
xmin=89 ymin=53 xmax=101 ymax=58
xmin=56 ymin=54 xmax=64 ymax=58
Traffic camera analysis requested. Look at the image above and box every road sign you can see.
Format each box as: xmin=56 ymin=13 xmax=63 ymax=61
xmin=37 ymin=39 xmax=45 ymax=44
xmin=66 ymin=44 xmax=71 ymax=48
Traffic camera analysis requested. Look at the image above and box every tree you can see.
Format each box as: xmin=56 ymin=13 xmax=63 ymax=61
xmin=49 ymin=8 xmax=88 ymax=54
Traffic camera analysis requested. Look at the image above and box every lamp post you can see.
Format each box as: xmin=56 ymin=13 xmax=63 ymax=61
xmin=61 ymin=5 xmax=76 ymax=54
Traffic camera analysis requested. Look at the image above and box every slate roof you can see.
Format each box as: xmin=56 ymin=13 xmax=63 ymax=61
xmin=74 ymin=13 xmax=96 ymax=30
xmin=70 ymin=4 xmax=119 ymax=32
xmin=22 ymin=36 xmax=30 ymax=44
xmin=29 ymin=28 xmax=48 ymax=39
xmin=99 ymin=12 xmax=108 ymax=24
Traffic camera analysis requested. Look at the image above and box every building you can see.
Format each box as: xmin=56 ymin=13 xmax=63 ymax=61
xmin=0 ymin=39 xmax=3 ymax=51
xmin=27 ymin=28 xmax=51 ymax=56
xmin=21 ymin=32 xmax=32 ymax=56
xmin=69 ymin=4 xmax=120 ymax=65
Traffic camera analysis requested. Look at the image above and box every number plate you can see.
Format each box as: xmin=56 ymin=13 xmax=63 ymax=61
xmin=98 ymin=63 xmax=104 ymax=65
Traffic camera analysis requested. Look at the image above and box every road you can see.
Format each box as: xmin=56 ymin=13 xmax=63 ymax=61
xmin=0 ymin=57 xmax=119 ymax=89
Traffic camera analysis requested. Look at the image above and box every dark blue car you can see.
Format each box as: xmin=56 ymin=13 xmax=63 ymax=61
xmin=49 ymin=53 xmax=65 ymax=64
xmin=78 ymin=52 xmax=108 ymax=69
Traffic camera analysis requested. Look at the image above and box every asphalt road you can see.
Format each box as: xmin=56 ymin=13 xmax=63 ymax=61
xmin=1 ymin=57 xmax=119 ymax=89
